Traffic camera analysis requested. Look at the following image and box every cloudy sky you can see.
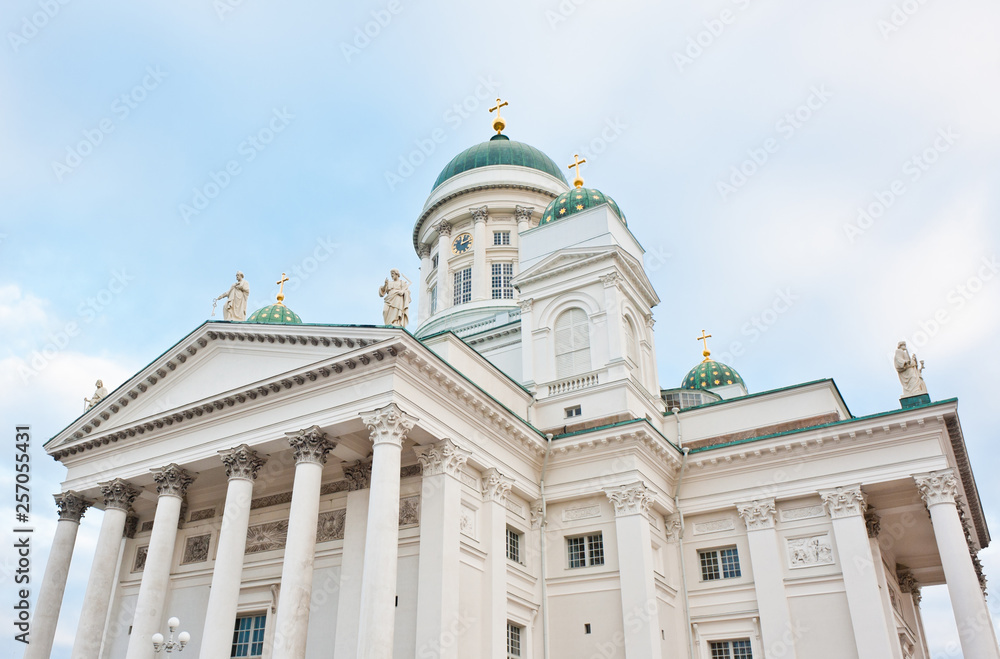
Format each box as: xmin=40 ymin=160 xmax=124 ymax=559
xmin=2 ymin=0 xmax=998 ymax=656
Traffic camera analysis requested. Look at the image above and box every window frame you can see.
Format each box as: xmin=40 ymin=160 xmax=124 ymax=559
xmin=429 ymin=285 xmax=437 ymax=314
xmin=699 ymin=546 xmax=742 ymax=581
xmin=554 ymin=308 xmax=592 ymax=378
xmin=506 ymin=622 xmax=523 ymax=658
xmin=491 ymin=262 xmax=514 ymax=300
xmin=231 ymin=612 xmax=267 ymax=658
xmin=567 ymin=531 xmax=605 ymax=569
xmin=493 ymin=230 xmax=511 ymax=246
xmin=709 ymin=638 xmax=754 ymax=658
xmin=453 ymin=267 xmax=472 ymax=305
xmin=506 ymin=527 xmax=523 ymax=564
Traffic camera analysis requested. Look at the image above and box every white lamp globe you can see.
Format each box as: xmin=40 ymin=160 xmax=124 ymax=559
xmin=167 ymin=617 xmax=180 ymax=629
xmin=178 ymin=631 xmax=191 ymax=644
xmin=152 ymin=633 xmax=164 ymax=645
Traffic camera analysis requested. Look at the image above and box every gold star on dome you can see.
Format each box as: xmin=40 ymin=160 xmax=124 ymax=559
xmin=559 ymin=208 xmax=567 ymax=215
xmin=576 ymin=204 xmax=584 ymax=210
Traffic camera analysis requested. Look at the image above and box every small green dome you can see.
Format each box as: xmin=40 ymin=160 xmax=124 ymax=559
xmin=432 ymin=134 xmax=568 ymax=190
xmin=539 ymin=186 xmax=625 ymax=225
xmin=683 ymin=360 xmax=744 ymax=390
xmin=246 ymin=303 xmax=302 ymax=325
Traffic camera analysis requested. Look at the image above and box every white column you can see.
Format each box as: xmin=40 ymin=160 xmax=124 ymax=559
xmin=414 ymin=440 xmax=472 ymax=659
xmin=472 ymin=206 xmax=488 ymax=301
xmin=418 ymin=244 xmax=432 ymax=323
xmin=481 ymin=467 xmax=514 ymax=659
xmin=73 ymin=479 xmax=139 ymax=659
xmin=915 ymin=470 xmax=1000 ymax=659
xmin=333 ymin=460 xmax=372 ymax=659
xmin=357 ymin=403 xmax=417 ymax=659
xmin=864 ymin=510 xmax=904 ymax=659
xmin=898 ymin=570 xmax=930 ymax=659
xmin=271 ymin=427 xmax=335 ymax=659
xmin=819 ymin=485 xmax=896 ymax=659
xmin=735 ymin=498 xmax=799 ymax=659
xmin=513 ymin=205 xmax=533 ymax=278
xmin=435 ymin=221 xmax=452 ymax=313
xmin=199 ymin=446 xmax=267 ymax=659
xmin=601 ymin=272 xmax=625 ymax=366
xmin=519 ymin=299 xmax=535 ymax=387
xmin=125 ymin=465 xmax=194 ymax=659
xmin=24 ymin=492 xmax=90 ymax=659
xmin=605 ymin=482 xmax=661 ymax=658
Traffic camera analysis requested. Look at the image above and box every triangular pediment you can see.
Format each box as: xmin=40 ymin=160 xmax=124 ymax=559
xmin=47 ymin=322 xmax=396 ymax=450
xmin=513 ymin=246 xmax=659 ymax=308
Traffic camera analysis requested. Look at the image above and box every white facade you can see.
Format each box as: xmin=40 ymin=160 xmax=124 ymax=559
xmin=32 ymin=137 xmax=998 ymax=659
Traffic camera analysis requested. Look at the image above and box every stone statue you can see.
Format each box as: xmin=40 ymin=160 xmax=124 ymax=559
xmin=379 ymin=269 xmax=410 ymax=327
xmin=894 ymin=341 xmax=928 ymax=397
xmin=84 ymin=379 xmax=108 ymax=410
xmin=214 ymin=271 xmax=250 ymax=321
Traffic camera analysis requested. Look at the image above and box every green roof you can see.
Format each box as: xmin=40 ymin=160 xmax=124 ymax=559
xmin=432 ymin=134 xmax=568 ymax=190
xmin=683 ymin=359 xmax=744 ymax=390
xmin=246 ymin=303 xmax=302 ymax=324
xmin=540 ymin=186 xmax=625 ymax=225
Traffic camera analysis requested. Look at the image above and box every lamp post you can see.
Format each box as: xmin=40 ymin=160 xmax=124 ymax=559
xmin=152 ymin=617 xmax=190 ymax=653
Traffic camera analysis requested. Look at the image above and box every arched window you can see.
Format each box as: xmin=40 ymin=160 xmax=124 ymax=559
xmin=555 ymin=308 xmax=591 ymax=378
xmin=624 ymin=316 xmax=639 ymax=365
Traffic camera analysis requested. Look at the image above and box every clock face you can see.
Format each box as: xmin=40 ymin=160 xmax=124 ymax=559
xmin=452 ymin=233 xmax=473 ymax=255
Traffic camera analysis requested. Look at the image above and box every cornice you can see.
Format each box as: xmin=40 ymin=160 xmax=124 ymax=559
xmin=513 ymin=247 xmax=658 ymax=309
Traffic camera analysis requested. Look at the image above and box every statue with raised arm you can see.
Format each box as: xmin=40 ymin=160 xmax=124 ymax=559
xmin=894 ymin=341 xmax=928 ymax=397
xmin=215 ymin=271 xmax=250 ymax=321
xmin=84 ymin=379 xmax=108 ymax=410
xmin=379 ymin=269 xmax=410 ymax=327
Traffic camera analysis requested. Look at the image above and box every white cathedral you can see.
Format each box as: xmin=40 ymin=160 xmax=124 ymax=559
xmin=29 ymin=106 xmax=998 ymax=659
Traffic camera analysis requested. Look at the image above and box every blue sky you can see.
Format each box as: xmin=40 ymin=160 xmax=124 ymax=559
xmin=2 ymin=1 xmax=998 ymax=656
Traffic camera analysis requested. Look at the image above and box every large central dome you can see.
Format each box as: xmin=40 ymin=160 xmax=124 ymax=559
xmin=432 ymin=134 xmax=567 ymax=190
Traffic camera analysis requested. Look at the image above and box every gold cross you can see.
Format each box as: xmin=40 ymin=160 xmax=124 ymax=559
xmin=489 ymin=98 xmax=508 ymax=134
xmin=696 ymin=330 xmax=712 ymax=362
xmin=568 ymin=154 xmax=587 ymax=188
xmin=275 ymin=273 xmax=290 ymax=304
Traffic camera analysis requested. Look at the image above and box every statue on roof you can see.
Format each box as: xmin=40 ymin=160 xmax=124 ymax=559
xmin=894 ymin=341 xmax=928 ymax=398
xmin=214 ymin=271 xmax=250 ymax=321
xmin=379 ymin=269 xmax=410 ymax=327
xmin=84 ymin=379 xmax=108 ymax=410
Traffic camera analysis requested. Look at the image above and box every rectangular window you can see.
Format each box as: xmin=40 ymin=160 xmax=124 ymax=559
xmin=494 ymin=230 xmax=511 ymax=246
xmin=432 ymin=254 xmax=439 ymax=269
xmin=507 ymin=623 xmax=522 ymax=658
xmin=231 ymin=614 xmax=266 ymax=658
xmin=453 ymin=268 xmax=472 ymax=305
xmin=699 ymin=547 xmax=742 ymax=581
xmin=710 ymin=639 xmax=753 ymax=658
xmin=568 ymin=532 xmax=605 ymax=568
xmin=506 ymin=527 xmax=521 ymax=563
xmin=565 ymin=405 xmax=582 ymax=418
xmin=491 ymin=262 xmax=514 ymax=300
xmin=430 ymin=285 xmax=437 ymax=314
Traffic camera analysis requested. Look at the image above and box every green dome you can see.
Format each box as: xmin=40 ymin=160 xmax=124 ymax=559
xmin=246 ymin=303 xmax=302 ymax=325
xmin=683 ymin=360 xmax=744 ymax=390
xmin=432 ymin=134 xmax=568 ymax=190
xmin=539 ymin=186 xmax=626 ymax=225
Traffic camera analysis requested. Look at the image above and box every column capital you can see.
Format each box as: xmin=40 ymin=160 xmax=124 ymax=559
xmin=865 ymin=509 xmax=881 ymax=538
xmin=518 ymin=298 xmax=533 ymax=314
xmin=286 ymin=425 xmax=336 ymax=465
xmin=343 ymin=459 xmax=373 ymax=491
xmin=414 ymin=439 xmax=471 ymax=478
xmin=604 ymin=481 xmax=655 ymax=518
xmin=361 ymin=402 xmax=417 ymax=448
xmin=736 ymin=498 xmax=777 ymax=530
xmin=481 ymin=467 xmax=513 ymax=503
xmin=664 ymin=513 xmax=682 ymax=541
xmin=99 ymin=478 xmax=139 ymax=511
xmin=819 ymin=484 xmax=867 ymax=519
xmin=418 ymin=244 xmax=431 ymax=259
xmin=514 ymin=205 xmax=533 ymax=223
xmin=54 ymin=491 xmax=90 ymax=523
xmin=436 ymin=220 xmax=452 ymax=237
xmin=897 ymin=567 xmax=919 ymax=594
xmin=600 ymin=272 xmax=623 ymax=288
xmin=152 ymin=464 xmax=194 ymax=498
xmin=471 ymin=205 xmax=489 ymax=224
xmin=530 ymin=501 xmax=544 ymax=530
xmin=220 ymin=444 xmax=267 ymax=481
xmin=914 ymin=469 xmax=958 ymax=506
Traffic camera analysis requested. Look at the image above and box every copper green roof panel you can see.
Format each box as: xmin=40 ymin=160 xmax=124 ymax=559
xmin=432 ymin=134 xmax=568 ymax=190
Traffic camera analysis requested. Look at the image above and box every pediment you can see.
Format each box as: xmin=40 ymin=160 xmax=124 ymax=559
xmin=513 ymin=246 xmax=659 ymax=307
xmin=47 ymin=322 xmax=396 ymax=450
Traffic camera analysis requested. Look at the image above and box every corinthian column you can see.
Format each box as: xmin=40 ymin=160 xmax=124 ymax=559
xmin=199 ymin=445 xmax=267 ymax=659
xmin=472 ymin=206 xmax=488 ymax=300
xmin=125 ymin=465 xmax=194 ymax=659
xmin=414 ymin=440 xmax=472 ymax=659
xmin=333 ymin=460 xmax=372 ymax=659
xmin=435 ymin=221 xmax=452 ymax=313
xmin=73 ymin=479 xmax=139 ymax=659
xmin=819 ymin=485 xmax=895 ymax=659
xmin=481 ymin=467 xmax=514 ymax=659
xmin=357 ymin=403 xmax=417 ymax=659
xmin=915 ymin=470 xmax=1000 ymax=659
xmin=24 ymin=491 xmax=90 ymax=659
xmin=271 ymin=427 xmax=335 ymax=659
xmin=605 ymin=482 xmax=661 ymax=658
